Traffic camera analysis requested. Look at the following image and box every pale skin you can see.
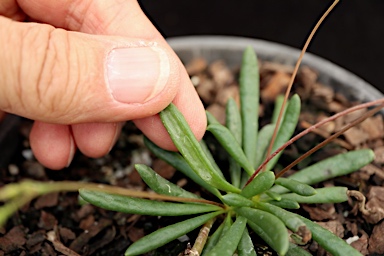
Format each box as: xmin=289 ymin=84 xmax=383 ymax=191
xmin=0 ymin=0 xmax=207 ymax=170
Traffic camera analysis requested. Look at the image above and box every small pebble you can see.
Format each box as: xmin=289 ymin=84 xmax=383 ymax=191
xmin=8 ymin=164 xmax=19 ymax=175
xmin=177 ymin=234 xmax=190 ymax=242
xmin=191 ymin=76 xmax=200 ymax=86
xmin=346 ymin=236 xmax=360 ymax=244
xmin=21 ymin=149 xmax=34 ymax=160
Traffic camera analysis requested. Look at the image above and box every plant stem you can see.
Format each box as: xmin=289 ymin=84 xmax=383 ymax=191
xmin=246 ymin=98 xmax=384 ymax=185
xmin=189 ymin=217 xmax=217 ymax=256
xmin=0 ymin=180 xmax=225 ymax=228
xmin=276 ymin=102 xmax=384 ymax=178
xmin=264 ymin=0 xmax=340 ymax=170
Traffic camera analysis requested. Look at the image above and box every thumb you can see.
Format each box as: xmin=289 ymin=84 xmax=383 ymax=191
xmin=0 ymin=16 xmax=179 ymax=124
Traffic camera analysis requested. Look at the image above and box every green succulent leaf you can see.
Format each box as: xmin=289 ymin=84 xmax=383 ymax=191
xmin=264 ymin=190 xmax=282 ymax=201
xmin=254 ymin=124 xmax=275 ymax=169
xmin=270 ymin=149 xmax=374 ymax=194
xmin=229 ymin=158 xmax=242 ymax=189
xmin=222 ymin=193 xmax=254 ymax=207
xmin=125 ymin=211 xmax=223 ymax=256
xmin=160 ymin=103 xmax=240 ymax=193
xmin=236 ymin=207 xmax=289 ymax=256
xmin=202 ymin=218 xmax=226 ymax=256
xmin=240 ymin=46 xmax=260 ymax=168
xmin=272 ymin=95 xmax=286 ymax=124
xmin=144 ymin=137 xmax=222 ymax=199
xmin=199 ymin=140 xmax=225 ymax=178
xmin=79 ymin=189 xmax=222 ymax=216
xmin=296 ymin=215 xmax=362 ymax=256
xmin=274 ymin=178 xmax=316 ymax=196
xmin=280 ymin=187 xmax=349 ymax=204
xmin=237 ymin=227 xmax=256 ymax=256
xmin=254 ymin=202 xmax=307 ymax=234
xmin=241 ymin=171 xmax=275 ymax=198
xmin=268 ymin=198 xmax=300 ymax=209
xmin=226 ymin=98 xmax=243 ymax=188
xmin=220 ymin=213 xmax=234 ymax=236
xmin=254 ymin=95 xmax=287 ymax=168
xmin=135 ymin=164 xmax=199 ymax=199
xmin=265 ymin=94 xmax=301 ymax=172
xmin=207 ymin=123 xmax=254 ymax=176
xmin=204 ymin=216 xmax=247 ymax=256
xmin=226 ymin=98 xmax=242 ymax=145
xmin=206 ymin=111 xmax=221 ymax=125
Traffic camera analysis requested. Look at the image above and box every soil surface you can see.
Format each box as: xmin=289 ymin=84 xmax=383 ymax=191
xmin=1 ymin=58 xmax=384 ymax=255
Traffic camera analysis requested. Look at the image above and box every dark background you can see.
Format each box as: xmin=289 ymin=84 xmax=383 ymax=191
xmin=139 ymin=0 xmax=384 ymax=93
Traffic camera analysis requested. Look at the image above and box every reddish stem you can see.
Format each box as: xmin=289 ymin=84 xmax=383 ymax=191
xmin=245 ymin=98 xmax=384 ymax=186
xmin=264 ymin=0 xmax=340 ymax=171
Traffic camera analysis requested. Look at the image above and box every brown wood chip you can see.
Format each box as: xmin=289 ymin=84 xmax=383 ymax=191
xmin=369 ymin=221 xmax=384 ymax=254
xmin=0 ymin=226 xmax=26 ymax=253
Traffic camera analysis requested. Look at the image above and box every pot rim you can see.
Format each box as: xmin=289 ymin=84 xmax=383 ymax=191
xmin=167 ymin=35 xmax=383 ymax=102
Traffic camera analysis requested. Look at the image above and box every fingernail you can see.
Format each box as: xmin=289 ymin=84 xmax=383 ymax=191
xmin=107 ymin=46 xmax=170 ymax=104
xmin=66 ymin=135 xmax=75 ymax=168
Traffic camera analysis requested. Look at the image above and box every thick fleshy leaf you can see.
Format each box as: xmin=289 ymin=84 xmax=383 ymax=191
xmin=272 ymin=95 xmax=285 ymax=124
xmin=79 ymin=189 xmax=222 ymax=216
xmin=280 ymin=187 xmax=349 ymax=204
xmin=254 ymin=124 xmax=275 ymax=169
xmin=226 ymin=98 xmax=242 ymax=145
xmin=202 ymin=214 xmax=232 ymax=256
xmin=296 ymin=215 xmax=362 ymax=256
xmin=207 ymin=123 xmax=254 ymax=176
xmin=125 ymin=211 xmax=223 ymax=256
xmin=254 ymin=202 xmax=307 ymax=234
xmin=268 ymin=198 xmax=300 ymax=209
xmin=135 ymin=164 xmax=199 ymax=199
xmin=240 ymin=46 xmax=259 ymax=168
xmin=144 ymin=137 xmax=222 ymax=199
xmin=265 ymin=94 xmax=301 ymax=172
xmin=222 ymin=193 xmax=254 ymax=207
xmin=199 ymin=140 xmax=225 ymax=178
xmin=160 ymin=104 xmax=240 ymax=193
xmin=236 ymin=207 xmax=289 ymax=255
xmin=264 ymin=190 xmax=282 ymax=201
xmin=270 ymin=149 xmax=374 ymax=194
xmin=241 ymin=171 xmax=275 ymax=198
xmin=226 ymin=98 xmax=243 ymax=188
xmin=274 ymin=178 xmax=316 ymax=196
xmin=204 ymin=216 xmax=247 ymax=256
xmin=229 ymin=157 xmax=242 ymax=189
xmin=237 ymin=227 xmax=256 ymax=256
xmin=254 ymin=95 xmax=287 ymax=168
xmin=206 ymin=111 xmax=220 ymax=125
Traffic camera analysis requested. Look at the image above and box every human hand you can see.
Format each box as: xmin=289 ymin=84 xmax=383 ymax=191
xmin=0 ymin=0 xmax=206 ymax=170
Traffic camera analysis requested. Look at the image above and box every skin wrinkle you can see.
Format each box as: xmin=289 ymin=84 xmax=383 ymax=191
xmin=1 ymin=18 xmax=19 ymax=112
xmin=34 ymin=27 xmax=74 ymax=120
xmin=100 ymin=9 xmax=123 ymax=35
xmin=100 ymin=1 xmax=132 ymax=35
xmin=66 ymin=35 xmax=82 ymax=121
xmin=27 ymin=24 xmax=52 ymax=116
xmin=37 ymin=27 xmax=56 ymax=115
xmin=22 ymin=23 xmax=49 ymax=114
xmin=48 ymin=29 xmax=78 ymax=120
xmin=65 ymin=0 xmax=93 ymax=32
xmin=58 ymin=28 xmax=78 ymax=119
